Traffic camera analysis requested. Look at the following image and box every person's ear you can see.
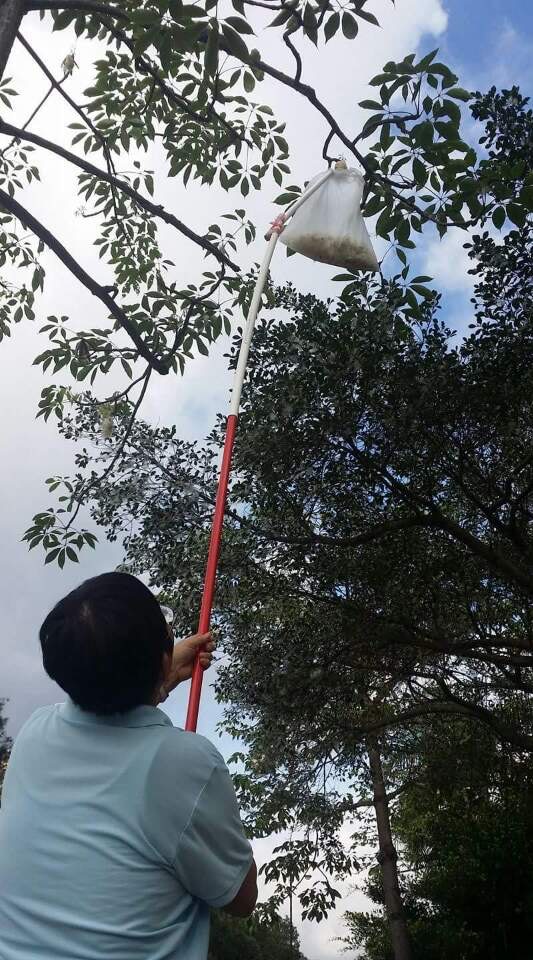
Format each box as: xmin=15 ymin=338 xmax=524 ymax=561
xmin=161 ymin=651 xmax=172 ymax=683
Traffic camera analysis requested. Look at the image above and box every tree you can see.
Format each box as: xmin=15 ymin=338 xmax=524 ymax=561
xmin=0 ymin=701 xmax=12 ymax=796
xmin=342 ymin=718 xmax=533 ymax=959
xmin=2 ymin=3 xmax=530 ymax=565
xmin=209 ymin=911 xmax=305 ymax=960
xmin=51 ymin=83 xmax=533 ymax=951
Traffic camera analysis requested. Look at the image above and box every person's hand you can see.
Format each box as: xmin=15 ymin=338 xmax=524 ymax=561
xmin=161 ymin=631 xmax=215 ymax=700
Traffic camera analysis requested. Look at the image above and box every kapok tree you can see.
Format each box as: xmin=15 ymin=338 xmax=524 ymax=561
xmin=1 ymin=2 xmax=531 ymax=563
xmin=27 ymin=84 xmax=533 ymax=958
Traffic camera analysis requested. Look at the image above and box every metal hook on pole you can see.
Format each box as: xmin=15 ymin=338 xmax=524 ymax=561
xmin=185 ymin=166 xmax=335 ymax=732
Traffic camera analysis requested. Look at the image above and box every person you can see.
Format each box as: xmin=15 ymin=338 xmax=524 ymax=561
xmin=0 ymin=572 xmax=257 ymax=960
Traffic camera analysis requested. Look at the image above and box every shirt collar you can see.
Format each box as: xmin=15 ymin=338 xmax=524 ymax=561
xmin=59 ymin=699 xmax=173 ymax=729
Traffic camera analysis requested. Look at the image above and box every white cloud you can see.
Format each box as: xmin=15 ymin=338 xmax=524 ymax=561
xmin=491 ymin=18 xmax=533 ymax=88
xmin=422 ymin=229 xmax=475 ymax=294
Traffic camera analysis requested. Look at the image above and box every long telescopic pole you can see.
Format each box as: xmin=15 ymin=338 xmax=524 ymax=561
xmin=185 ymin=167 xmax=334 ymax=732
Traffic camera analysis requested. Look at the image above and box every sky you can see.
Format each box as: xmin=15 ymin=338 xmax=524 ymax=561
xmin=1 ymin=2 xmax=531 ymax=957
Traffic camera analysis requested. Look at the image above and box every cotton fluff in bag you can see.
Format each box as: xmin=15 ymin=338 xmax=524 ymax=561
xmin=280 ymin=166 xmax=379 ymax=272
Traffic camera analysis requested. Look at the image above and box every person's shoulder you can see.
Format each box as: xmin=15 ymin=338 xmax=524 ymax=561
xmin=159 ymin=725 xmax=225 ymax=768
xmin=16 ymin=703 xmax=61 ymax=739
xmin=153 ymin=726 xmax=227 ymax=795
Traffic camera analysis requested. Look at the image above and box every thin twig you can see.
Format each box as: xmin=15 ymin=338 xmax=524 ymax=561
xmin=103 ymin=20 xmax=247 ymax=147
xmin=0 ymin=120 xmax=239 ymax=270
xmin=0 ymin=186 xmax=170 ymax=374
xmin=25 ymin=0 xmax=128 ymax=17
xmin=65 ymin=366 xmax=152 ymax=531
xmin=17 ymin=32 xmax=118 ymax=176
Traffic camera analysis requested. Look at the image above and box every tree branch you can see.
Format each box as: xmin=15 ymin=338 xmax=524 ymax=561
xmin=433 ymin=509 xmax=533 ymax=596
xmin=17 ymin=32 xmax=118 ymax=177
xmin=0 ymin=187 xmax=170 ymax=374
xmin=283 ymin=30 xmax=302 ymax=84
xmin=234 ymin=513 xmax=436 ymax=550
xmin=0 ymin=0 xmax=25 ymax=80
xmin=65 ymin=366 xmax=152 ymax=530
xmin=217 ymin=38 xmax=464 ymax=232
xmin=104 ymin=21 xmax=247 ymax=147
xmin=0 ymin=119 xmax=239 ymax=271
xmin=24 ymin=0 xmax=128 ymax=17
xmin=351 ymin=700 xmax=533 ymax=752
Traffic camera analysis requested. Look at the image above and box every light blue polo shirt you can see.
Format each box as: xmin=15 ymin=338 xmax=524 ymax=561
xmin=0 ymin=701 xmax=253 ymax=960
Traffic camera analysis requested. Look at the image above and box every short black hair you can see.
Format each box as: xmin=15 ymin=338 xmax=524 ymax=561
xmin=40 ymin=572 xmax=172 ymax=715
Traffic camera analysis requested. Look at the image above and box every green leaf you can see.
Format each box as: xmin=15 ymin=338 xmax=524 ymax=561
xmin=274 ymin=191 xmax=299 ymax=205
xmin=411 ymin=284 xmax=434 ymax=298
xmin=66 ymin=547 xmax=79 ymax=563
xmin=243 ymin=71 xmax=255 ymax=93
xmin=181 ymin=4 xmax=207 ymax=17
xmin=225 ymin=15 xmax=254 ymax=34
xmin=441 ymin=98 xmax=461 ymax=126
xmin=52 ymin=9 xmax=75 ymax=30
xmin=359 ymin=100 xmax=383 ymax=111
xmin=356 ymin=8 xmax=380 ymax=26
xmin=268 ymin=8 xmax=291 ymax=28
xmin=405 ymin=289 xmax=419 ymax=310
xmin=435 ymin=120 xmax=458 ymax=141
xmin=417 ymin=48 xmax=439 ymax=70
xmin=303 ymin=3 xmax=318 ymax=45
xmin=376 ymin=206 xmax=393 ymax=239
xmin=492 ymin=206 xmax=505 ymax=230
xmin=413 ymin=157 xmax=427 ymax=186
xmin=221 ymin=23 xmax=250 ymax=61
xmin=413 ymin=120 xmax=434 ymax=148
xmin=507 ymin=202 xmax=527 ymax=228
xmin=396 ymin=219 xmax=411 ymax=245
xmin=324 ymin=11 xmax=340 ymax=42
xmin=342 ymin=12 xmax=358 ymax=39
xmin=363 ymin=194 xmax=384 ymax=217
xmin=446 ymin=87 xmax=472 ymax=102
xmin=519 ymin=185 xmax=533 ymax=211
xmin=204 ymin=22 xmax=219 ymax=78
xmin=430 ymin=62 xmax=455 ymax=78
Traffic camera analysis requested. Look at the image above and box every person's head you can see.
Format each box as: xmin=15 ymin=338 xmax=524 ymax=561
xmin=40 ymin=572 xmax=173 ymax=715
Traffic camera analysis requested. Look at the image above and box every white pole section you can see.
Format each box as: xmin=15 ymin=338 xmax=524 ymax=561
xmin=229 ymin=230 xmax=280 ymax=416
xmin=230 ymin=165 xmax=335 ymax=416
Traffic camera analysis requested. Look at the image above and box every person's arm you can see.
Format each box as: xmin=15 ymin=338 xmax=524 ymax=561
xmin=223 ymin=860 xmax=258 ymax=917
xmin=174 ymin=742 xmax=256 ymax=915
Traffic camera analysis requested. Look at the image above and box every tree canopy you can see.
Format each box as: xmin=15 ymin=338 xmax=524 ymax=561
xmin=209 ymin=911 xmax=305 ymax=960
xmin=0 ymin=702 xmax=12 ymax=796
xmin=47 ymin=82 xmax=533 ymax=949
xmin=1 ymin=2 xmax=531 ymax=564
xmin=342 ymin=719 xmax=533 ymax=959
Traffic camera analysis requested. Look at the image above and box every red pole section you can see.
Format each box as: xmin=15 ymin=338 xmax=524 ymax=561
xmin=185 ymin=413 xmax=238 ymax=732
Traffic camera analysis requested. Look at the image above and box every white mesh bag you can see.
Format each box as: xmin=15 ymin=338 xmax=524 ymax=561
xmin=280 ymin=166 xmax=379 ymax=272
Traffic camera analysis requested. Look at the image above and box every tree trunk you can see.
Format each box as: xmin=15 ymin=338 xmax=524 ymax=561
xmin=0 ymin=0 xmax=25 ymax=81
xmin=366 ymin=736 xmax=412 ymax=960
